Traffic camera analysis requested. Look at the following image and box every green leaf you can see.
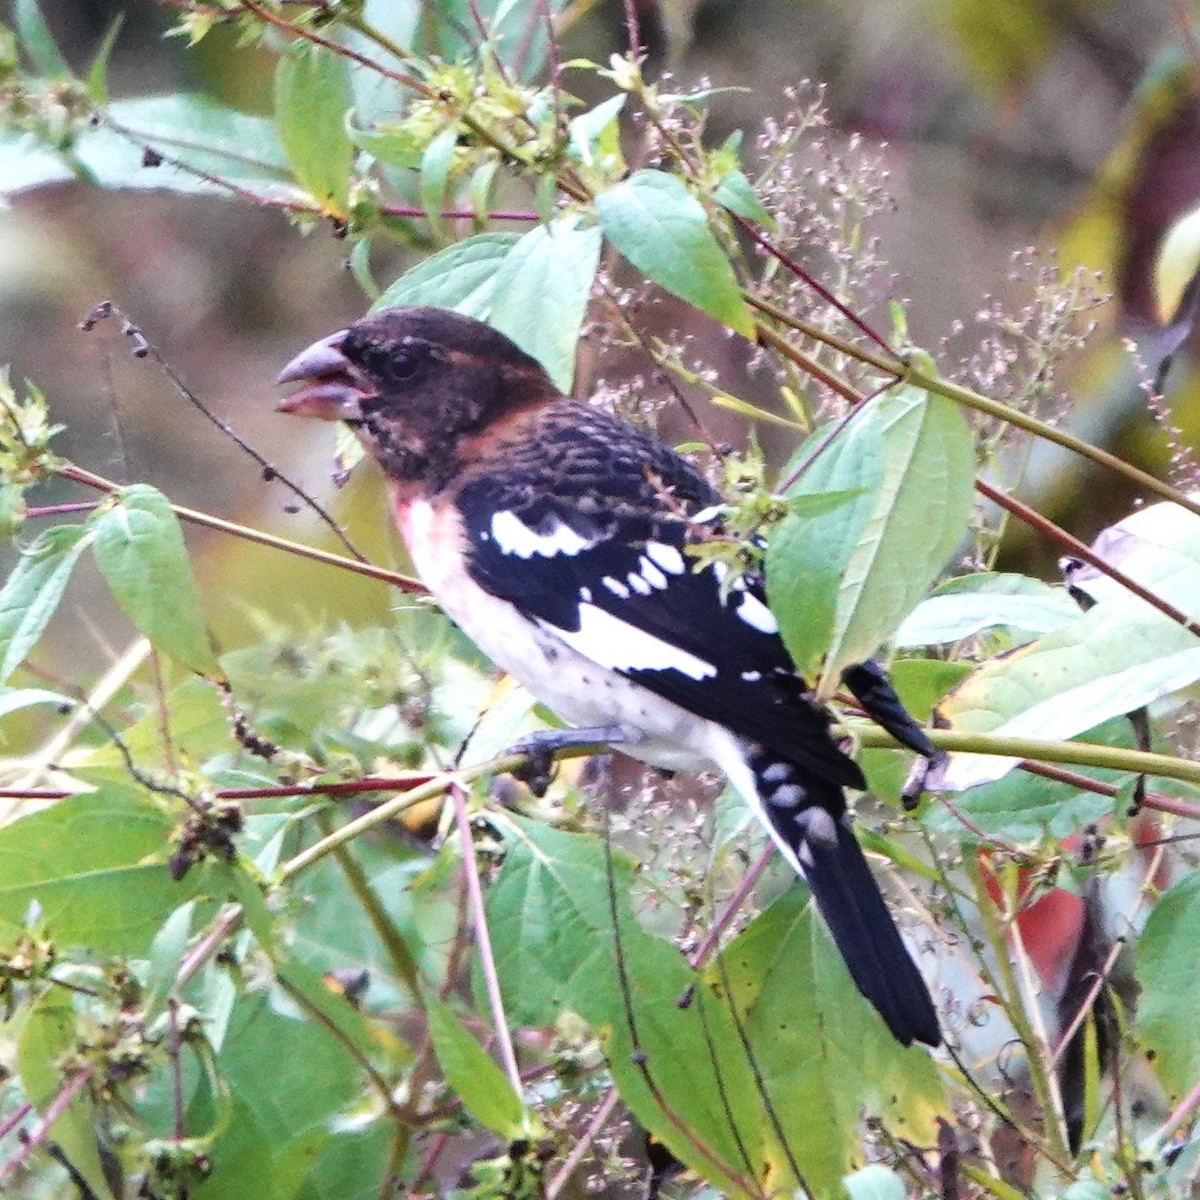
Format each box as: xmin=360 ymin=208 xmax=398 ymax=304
xmin=90 ymin=483 xmax=219 ymax=676
xmin=765 ymin=417 xmax=885 ymax=679
xmin=772 ymin=386 xmax=975 ymax=694
xmin=2 ymin=95 xmax=294 ymax=204
xmin=713 ymin=169 xmax=775 ymax=228
xmin=568 ymin=94 xmax=626 ymax=171
xmin=594 ymin=169 xmax=754 ymax=336
xmin=374 ymin=232 xmax=520 ymax=317
xmin=0 ymin=524 xmax=95 ymax=684
xmin=489 ymin=215 xmax=602 ymax=391
xmin=346 ymin=120 xmax=424 ymax=171
xmin=419 ymin=125 xmax=459 ymax=236
xmin=1139 ymin=871 xmax=1200 ymax=1100
xmin=289 ymin=838 xmax=440 ymax=1011
xmin=275 ymin=40 xmax=354 ymax=211
xmin=0 ymin=787 xmax=200 ymax=955
xmin=0 ymin=686 xmax=70 ymax=720
xmin=424 ymin=993 xmax=527 ymax=1138
xmin=84 ymin=14 xmax=125 ymax=104
xmin=940 ymin=499 xmax=1200 ymax=790
xmin=894 ymin=572 xmax=1079 ymax=647
xmin=487 ymin=817 xmax=940 ymax=1196
xmin=16 ymin=989 xmax=115 ymax=1199
xmin=15 ymin=0 xmax=71 ymax=79
xmin=706 ymin=888 xmax=943 ymax=1194
xmin=108 ymin=94 xmax=290 ymax=186
xmin=487 ymin=816 xmax=759 ymax=1195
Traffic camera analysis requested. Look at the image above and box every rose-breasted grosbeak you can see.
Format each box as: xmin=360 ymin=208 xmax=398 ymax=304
xmin=277 ymin=305 xmax=941 ymax=1047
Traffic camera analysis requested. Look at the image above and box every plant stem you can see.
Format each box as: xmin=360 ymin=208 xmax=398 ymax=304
xmin=911 ymin=366 xmax=1200 ymax=523
xmin=58 ymin=463 xmax=427 ymax=594
xmin=316 ymin=810 xmax=423 ymax=999
xmin=0 ymin=1068 xmax=95 ymax=1188
xmin=847 ymin=724 xmax=1200 ymax=788
xmin=449 ymin=781 xmax=523 ymax=1098
xmin=976 ymin=478 xmax=1200 ymax=637
xmin=968 ymin=860 xmax=1073 ymax=1168
xmin=545 ymin=1088 xmax=620 ymax=1200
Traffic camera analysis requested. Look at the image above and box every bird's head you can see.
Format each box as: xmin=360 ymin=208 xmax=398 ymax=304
xmin=277 ymin=306 xmax=558 ymax=488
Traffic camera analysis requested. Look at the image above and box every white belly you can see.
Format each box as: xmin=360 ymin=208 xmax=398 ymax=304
xmin=399 ymin=496 xmax=720 ymax=773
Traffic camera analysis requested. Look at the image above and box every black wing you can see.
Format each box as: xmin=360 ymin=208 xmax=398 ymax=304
xmin=455 ymin=403 xmax=865 ymax=789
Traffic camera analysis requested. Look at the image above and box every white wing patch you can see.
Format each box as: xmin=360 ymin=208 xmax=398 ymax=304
xmin=645 ymin=541 xmax=686 ymax=576
xmin=637 ymin=556 xmax=669 ymax=590
xmin=556 ymin=604 xmax=718 ymax=680
xmin=736 ymin=592 xmax=778 ymax=634
xmin=490 ymin=510 xmax=592 ymax=558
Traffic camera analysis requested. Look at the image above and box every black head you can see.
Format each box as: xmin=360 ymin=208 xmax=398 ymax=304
xmin=277 ymin=306 xmax=558 ymax=487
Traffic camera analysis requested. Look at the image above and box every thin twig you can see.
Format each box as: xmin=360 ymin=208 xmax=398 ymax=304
xmin=545 ymin=1088 xmax=620 ymax=1200
xmin=58 ymin=462 xmax=427 ymax=593
xmin=81 ymin=300 xmax=367 ymax=562
xmin=0 ymin=1103 xmax=32 ymax=1144
xmin=448 ymin=780 xmax=523 ymax=1097
xmin=0 ymin=1067 xmax=94 ymax=1188
xmin=687 ymin=846 xmax=771 ymax=969
xmin=977 ymin=478 xmax=1200 ymax=638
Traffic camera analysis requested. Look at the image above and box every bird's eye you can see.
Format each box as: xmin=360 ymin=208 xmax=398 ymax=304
xmin=387 ymin=351 xmax=421 ymax=383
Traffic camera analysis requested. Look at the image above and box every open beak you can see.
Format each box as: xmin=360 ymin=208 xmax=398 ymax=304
xmin=276 ymin=330 xmax=372 ymax=421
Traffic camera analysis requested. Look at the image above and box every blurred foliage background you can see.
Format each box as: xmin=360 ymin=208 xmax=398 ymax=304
xmin=4 ymin=0 xmax=1200 ymax=678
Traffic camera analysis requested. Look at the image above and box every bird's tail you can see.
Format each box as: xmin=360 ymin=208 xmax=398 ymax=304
xmin=749 ymin=753 xmax=941 ymax=1047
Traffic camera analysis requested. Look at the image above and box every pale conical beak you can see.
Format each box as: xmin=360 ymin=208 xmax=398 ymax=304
xmin=276 ymin=330 xmax=370 ymax=420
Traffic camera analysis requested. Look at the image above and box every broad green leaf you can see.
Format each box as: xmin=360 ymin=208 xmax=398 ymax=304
xmin=0 ymin=686 xmax=70 ymax=720
xmin=193 ymin=1096 xmax=290 ymax=1200
xmin=419 ymin=125 xmax=459 ymax=236
xmin=424 ymin=993 xmax=527 ymax=1138
xmin=940 ymin=499 xmax=1200 ymax=790
xmin=347 ymin=120 xmax=425 ymax=171
xmin=2 ymin=96 xmax=292 ymax=203
xmin=90 ymin=484 xmax=219 ymax=675
xmin=0 ymin=523 xmax=94 ymax=683
xmin=275 ymin=41 xmax=353 ymax=212
xmin=0 ymin=787 xmax=200 ymax=954
xmin=707 ymin=888 xmax=943 ymax=1193
xmin=490 ymin=215 xmax=602 ymax=391
xmin=594 ymin=169 xmax=755 ymax=336
xmin=1138 ymin=871 xmax=1200 ymax=1099
xmin=84 ymin=15 xmax=125 ymax=105
xmin=766 ymin=417 xmax=886 ymax=679
xmin=214 ymin=992 xmax=363 ymax=1141
xmin=298 ymin=1121 xmax=396 ymax=1200
xmin=568 ymin=94 xmax=626 ymax=171
xmin=16 ymin=989 xmax=115 ymax=1199
xmin=374 ymin=232 xmax=520 ymax=317
xmin=290 ymin=839 xmax=448 ymax=1011
xmin=804 ymin=385 xmax=974 ymax=695
xmin=15 ymin=0 xmax=71 ymax=79
xmin=108 ymin=94 xmax=290 ymax=185
xmin=487 ymin=816 xmax=761 ymax=1195
xmin=487 ymin=817 xmax=940 ymax=1196
xmin=894 ymin=573 xmax=1080 ymax=647
xmin=714 ymin=169 xmax=775 ymax=228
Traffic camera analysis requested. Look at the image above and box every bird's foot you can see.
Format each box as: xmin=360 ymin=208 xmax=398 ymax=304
xmin=507 ymin=725 xmax=635 ymax=798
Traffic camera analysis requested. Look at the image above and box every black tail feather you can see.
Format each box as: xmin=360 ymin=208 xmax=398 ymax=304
xmin=803 ymin=817 xmax=941 ymax=1047
xmin=749 ymin=748 xmax=940 ymax=1047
